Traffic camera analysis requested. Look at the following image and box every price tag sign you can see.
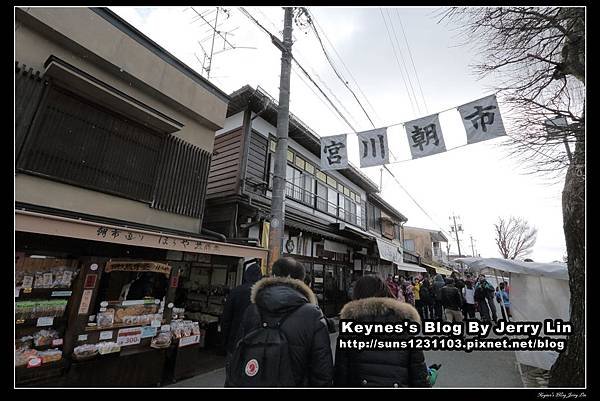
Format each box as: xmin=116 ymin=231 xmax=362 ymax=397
xmin=179 ymin=335 xmax=200 ymax=348
xmin=78 ymin=334 xmax=88 ymax=342
xmin=117 ymin=327 xmax=142 ymax=347
xmin=160 ymin=325 xmax=171 ymax=332
xmin=52 ymin=338 xmax=63 ymax=346
xmin=99 ymin=331 xmax=113 ymax=340
xmin=141 ymin=326 xmax=157 ymax=338
xmin=36 ymin=316 xmax=54 ymax=327
xmin=22 ymin=276 xmax=33 ymax=290
xmin=151 ymin=320 xmax=161 ymax=328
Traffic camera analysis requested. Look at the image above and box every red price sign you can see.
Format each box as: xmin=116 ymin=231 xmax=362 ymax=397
xmin=170 ymin=272 xmax=180 ymax=288
xmin=117 ymin=327 xmax=142 ymax=347
xmin=84 ymin=274 xmax=97 ymax=289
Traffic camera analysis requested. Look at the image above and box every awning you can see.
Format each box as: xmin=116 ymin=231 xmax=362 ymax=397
xmin=396 ymin=262 xmax=426 ymax=273
xmin=15 ymin=210 xmax=268 ymax=260
xmin=286 ymin=218 xmax=362 ymax=247
xmin=376 ymin=238 xmax=403 ymax=265
xmin=420 ymin=262 xmax=453 ymax=276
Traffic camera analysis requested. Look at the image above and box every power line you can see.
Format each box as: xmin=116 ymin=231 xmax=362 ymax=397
xmin=238 ymin=7 xmax=455 ymax=238
xmin=309 ymin=10 xmax=384 ymax=126
xmin=238 ymin=7 xmax=358 ymax=131
xmin=384 ymin=8 xmax=421 ymax=116
xmin=394 ymin=9 xmax=429 ymax=114
xmin=379 ymin=8 xmax=418 ymax=117
xmin=301 ymin=7 xmax=376 ymax=129
xmin=243 ymin=7 xmax=361 ymax=129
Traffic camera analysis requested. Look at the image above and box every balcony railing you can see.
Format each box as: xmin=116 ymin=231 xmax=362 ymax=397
xmin=273 ymin=177 xmax=367 ymax=230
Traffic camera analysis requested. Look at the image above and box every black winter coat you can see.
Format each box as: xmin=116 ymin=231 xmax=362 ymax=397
xmin=235 ymin=276 xmax=333 ymax=387
xmin=334 ymin=297 xmax=431 ymax=388
xmin=221 ymin=264 xmax=262 ymax=354
xmin=441 ymin=285 xmax=463 ymax=310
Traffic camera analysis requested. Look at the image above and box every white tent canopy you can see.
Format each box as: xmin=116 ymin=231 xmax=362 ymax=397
xmin=455 ymin=257 xmax=570 ymax=372
xmin=454 ymin=257 xmax=568 ymax=280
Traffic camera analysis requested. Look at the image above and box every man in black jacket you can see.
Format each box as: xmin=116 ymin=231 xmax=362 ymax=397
xmin=440 ymin=278 xmax=464 ymax=322
xmin=231 ymin=257 xmax=333 ymax=387
xmin=221 ymin=260 xmax=262 ymax=356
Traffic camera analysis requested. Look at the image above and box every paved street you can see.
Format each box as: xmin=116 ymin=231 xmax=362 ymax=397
xmin=167 ymin=332 xmax=523 ymax=388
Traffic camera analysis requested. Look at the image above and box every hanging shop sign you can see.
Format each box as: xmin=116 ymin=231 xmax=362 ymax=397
xmin=105 ymin=261 xmax=172 ymax=276
xmin=375 ymin=238 xmax=403 ymax=265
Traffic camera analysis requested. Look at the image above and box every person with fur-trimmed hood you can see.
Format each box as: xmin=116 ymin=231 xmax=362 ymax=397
xmin=231 ymin=257 xmax=333 ymax=387
xmin=334 ymin=275 xmax=433 ymax=387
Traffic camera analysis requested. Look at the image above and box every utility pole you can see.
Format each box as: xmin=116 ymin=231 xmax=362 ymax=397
xmin=267 ymin=7 xmax=294 ymax=275
xmin=449 ymin=214 xmax=463 ymax=257
xmin=470 ymin=235 xmax=476 ymax=257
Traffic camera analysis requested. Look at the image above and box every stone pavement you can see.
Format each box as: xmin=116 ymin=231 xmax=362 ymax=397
xmin=167 ymin=330 xmax=523 ymax=388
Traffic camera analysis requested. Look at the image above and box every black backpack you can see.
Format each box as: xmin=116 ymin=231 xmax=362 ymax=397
xmin=228 ymin=307 xmax=298 ymax=387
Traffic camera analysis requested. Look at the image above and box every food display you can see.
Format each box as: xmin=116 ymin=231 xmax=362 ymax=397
xmin=109 ymin=302 xmax=160 ymax=324
xmin=16 ymin=266 xmax=79 ymax=290
xmin=15 ymin=348 xmax=39 ymax=367
xmin=33 ymin=329 xmax=60 ymax=347
xmin=97 ymin=310 xmax=115 ymax=328
xmin=150 ymin=332 xmax=171 ymax=349
xmin=16 ymin=299 xmax=68 ymax=320
xmin=96 ymin=342 xmax=121 ymax=355
xmin=38 ymin=349 xmax=62 ymax=363
xmin=73 ymin=344 xmax=98 ymax=360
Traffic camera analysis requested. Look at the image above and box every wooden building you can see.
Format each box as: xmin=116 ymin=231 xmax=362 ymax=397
xmin=15 ymin=7 xmax=266 ymax=387
xmin=204 ymin=86 xmax=424 ymax=316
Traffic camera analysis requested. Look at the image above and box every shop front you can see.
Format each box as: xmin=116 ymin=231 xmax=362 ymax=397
xmin=15 ymin=210 xmax=267 ymax=387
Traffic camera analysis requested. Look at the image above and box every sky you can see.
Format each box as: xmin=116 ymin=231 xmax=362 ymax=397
xmin=110 ymin=6 xmax=568 ymax=263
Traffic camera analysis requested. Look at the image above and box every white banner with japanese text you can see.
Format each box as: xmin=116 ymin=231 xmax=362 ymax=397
xmin=458 ymin=95 xmax=506 ymax=144
xmin=321 ymin=134 xmax=348 ymax=170
xmin=405 ymin=114 xmax=447 ymax=159
xmin=358 ymin=128 xmax=389 ymax=167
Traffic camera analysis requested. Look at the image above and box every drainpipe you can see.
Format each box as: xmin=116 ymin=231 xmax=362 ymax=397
xmin=201 ymin=227 xmax=227 ymax=242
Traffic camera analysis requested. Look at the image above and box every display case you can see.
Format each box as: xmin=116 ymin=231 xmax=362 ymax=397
xmin=15 ymin=255 xmax=80 ymax=386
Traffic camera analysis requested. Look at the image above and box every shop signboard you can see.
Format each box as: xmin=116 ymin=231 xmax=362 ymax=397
xmin=117 ymin=327 xmax=143 ymax=346
xmin=105 ymin=261 xmax=172 ymax=276
xmin=376 ymin=238 xmax=403 ymax=265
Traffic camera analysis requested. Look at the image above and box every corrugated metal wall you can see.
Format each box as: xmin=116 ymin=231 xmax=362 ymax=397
xmin=152 ymin=135 xmax=211 ymax=219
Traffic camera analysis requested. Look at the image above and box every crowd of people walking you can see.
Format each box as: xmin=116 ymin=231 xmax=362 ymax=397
xmin=220 ymin=257 xmax=509 ymax=387
xmin=385 ymin=271 xmax=511 ymax=324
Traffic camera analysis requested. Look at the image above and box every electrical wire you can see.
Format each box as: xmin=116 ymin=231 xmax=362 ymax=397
xmin=379 ymin=8 xmax=418 ymax=117
xmin=394 ymin=8 xmax=429 ymax=114
xmin=238 ymin=6 xmax=464 ymax=238
xmin=302 ymin=7 xmax=376 ymax=129
xmin=385 ymin=8 xmax=421 ymax=116
xmin=309 ymin=10 xmax=384 ymax=125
